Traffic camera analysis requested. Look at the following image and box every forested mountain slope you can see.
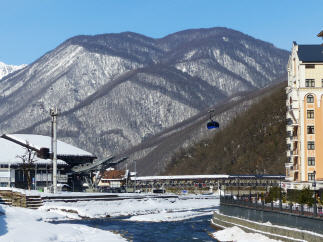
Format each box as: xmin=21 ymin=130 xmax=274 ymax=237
xmin=164 ymin=83 xmax=287 ymax=175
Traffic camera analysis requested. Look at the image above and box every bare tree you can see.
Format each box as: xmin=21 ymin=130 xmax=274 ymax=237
xmin=16 ymin=143 xmax=37 ymax=190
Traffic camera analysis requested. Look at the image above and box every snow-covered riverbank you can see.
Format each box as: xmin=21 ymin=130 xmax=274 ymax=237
xmin=40 ymin=194 xmax=219 ymax=220
xmin=0 ymin=194 xmax=286 ymax=242
xmin=0 ymin=205 xmax=126 ymax=242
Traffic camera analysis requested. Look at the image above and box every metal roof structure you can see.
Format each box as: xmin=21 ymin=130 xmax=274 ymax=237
xmin=297 ymin=45 xmax=323 ymax=62
xmin=0 ymin=137 xmax=67 ymax=165
xmin=131 ymin=174 xmax=285 ymax=181
xmin=2 ymin=134 xmax=95 ymax=158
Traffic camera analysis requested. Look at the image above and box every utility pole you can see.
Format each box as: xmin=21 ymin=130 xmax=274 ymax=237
xmin=125 ymin=163 xmax=128 ymax=192
xmin=134 ymin=160 xmax=137 ymax=193
xmin=50 ymin=108 xmax=58 ymax=194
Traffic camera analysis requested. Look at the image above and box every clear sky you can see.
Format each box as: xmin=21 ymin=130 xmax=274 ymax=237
xmin=1 ymin=0 xmax=322 ymax=65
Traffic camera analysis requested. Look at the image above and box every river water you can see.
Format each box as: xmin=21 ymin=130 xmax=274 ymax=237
xmin=54 ymin=214 xmax=217 ymax=241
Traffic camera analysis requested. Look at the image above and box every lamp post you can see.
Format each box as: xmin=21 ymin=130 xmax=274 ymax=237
xmin=134 ymin=160 xmax=137 ymax=193
xmin=279 ymin=176 xmax=282 ymax=210
xmin=50 ymin=108 xmax=58 ymax=194
xmin=237 ymin=176 xmax=240 ymax=200
xmin=313 ymin=170 xmax=317 ymax=216
xmin=249 ymin=181 xmax=252 ymax=203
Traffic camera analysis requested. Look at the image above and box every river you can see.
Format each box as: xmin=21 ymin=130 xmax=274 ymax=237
xmin=53 ymin=214 xmax=217 ymax=241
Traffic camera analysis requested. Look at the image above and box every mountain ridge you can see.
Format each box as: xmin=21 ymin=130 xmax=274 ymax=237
xmin=0 ymin=27 xmax=289 ymax=174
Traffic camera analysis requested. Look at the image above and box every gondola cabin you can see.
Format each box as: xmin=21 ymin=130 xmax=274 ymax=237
xmin=207 ymin=121 xmax=219 ymax=129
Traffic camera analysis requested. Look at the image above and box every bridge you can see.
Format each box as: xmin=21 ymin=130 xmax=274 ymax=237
xmin=127 ymin=174 xmax=285 ymax=193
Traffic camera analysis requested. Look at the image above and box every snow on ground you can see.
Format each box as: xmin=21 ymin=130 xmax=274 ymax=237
xmin=40 ymin=195 xmax=220 ymax=219
xmin=127 ymin=209 xmax=214 ymax=222
xmin=0 ymin=193 xmax=307 ymax=242
xmin=212 ymin=226 xmax=281 ymax=242
xmin=0 ymin=205 xmax=126 ymax=242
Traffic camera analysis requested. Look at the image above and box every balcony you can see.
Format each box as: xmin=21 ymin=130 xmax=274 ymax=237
xmin=288 ymin=104 xmax=299 ymax=111
xmin=291 ymin=136 xmax=298 ymax=141
xmin=290 ymin=164 xmax=298 ymax=171
xmin=285 ymin=162 xmax=293 ymax=168
xmin=291 ymin=150 xmax=299 ymax=156
xmin=285 ymin=177 xmax=294 ymax=182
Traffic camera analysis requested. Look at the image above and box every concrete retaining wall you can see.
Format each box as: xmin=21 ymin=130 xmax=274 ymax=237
xmin=0 ymin=190 xmax=42 ymax=209
xmin=212 ymin=211 xmax=323 ymax=242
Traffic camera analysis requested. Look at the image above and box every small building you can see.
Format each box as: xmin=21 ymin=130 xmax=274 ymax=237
xmin=0 ymin=134 xmax=96 ymax=190
xmin=98 ymin=168 xmax=129 ymax=189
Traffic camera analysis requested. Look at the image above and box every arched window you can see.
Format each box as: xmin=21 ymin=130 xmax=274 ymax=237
xmin=307 ymin=94 xmax=314 ymax=103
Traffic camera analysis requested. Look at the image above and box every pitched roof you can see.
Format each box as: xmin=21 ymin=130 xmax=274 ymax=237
xmin=101 ymin=170 xmax=126 ymax=180
xmin=0 ymin=137 xmax=67 ymax=165
xmin=2 ymin=134 xmax=95 ymax=157
xmin=297 ymin=45 xmax=323 ymax=62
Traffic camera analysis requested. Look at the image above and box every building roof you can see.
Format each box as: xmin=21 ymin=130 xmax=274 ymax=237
xmin=2 ymin=134 xmax=95 ymax=157
xmin=0 ymin=137 xmax=67 ymax=165
xmin=101 ymin=170 xmax=127 ymax=180
xmin=132 ymin=175 xmax=230 ymax=181
xmin=297 ymin=45 xmax=323 ymax=62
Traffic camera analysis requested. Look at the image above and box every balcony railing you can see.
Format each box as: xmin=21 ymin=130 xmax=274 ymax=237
xmin=285 ymin=162 xmax=293 ymax=168
xmin=289 ymin=164 xmax=298 ymax=171
xmin=291 ymin=150 xmax=299 ymax=156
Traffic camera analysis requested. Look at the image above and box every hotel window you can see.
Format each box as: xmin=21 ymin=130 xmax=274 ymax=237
xmin=307 ymin=126 xmax=315 ymax=134
xmin=308 ymin=172 xmax=315 ymax=181
xmin=307 ymin=95 xmax=314 ymax=103
xmin=305 ymin=64 xmax=315 ymax=69
xmin=305 ymin=79 xmax=315 ymax=87
xmin=308 ymin=157 xmax=315 ymax=166
xmin=307 ymin=110 xmax=314 ymax=119
xmin=308 ymin=141 xmax=315 ymax=150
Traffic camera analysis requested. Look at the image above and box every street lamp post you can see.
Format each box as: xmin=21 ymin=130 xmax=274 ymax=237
xmin=134 ymin=160 xmax=137 ymax=193
xmin=237 ymin=176 xmax=240 ymax=199
xmin=50 ymin=108 xmax=58 ymax=194
xmin=279 ymin=176 xmax=282 ymax=210
xmin=313 ymin=170 xmax=317 ymax=216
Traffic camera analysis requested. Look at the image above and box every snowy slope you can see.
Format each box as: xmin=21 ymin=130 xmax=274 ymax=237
xmin=0 ymin=61 xmax=26 ymax=80
xmin=0 ymin=27 xmax=289 ymax=168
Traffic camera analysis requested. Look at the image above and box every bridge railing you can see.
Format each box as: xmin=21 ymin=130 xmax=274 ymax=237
xmin=220 ymin=195 xmax=323 ymax=219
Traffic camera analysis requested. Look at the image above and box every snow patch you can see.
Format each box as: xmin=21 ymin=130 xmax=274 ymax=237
xmin=212 ymin=226 xmax=281 ymax=242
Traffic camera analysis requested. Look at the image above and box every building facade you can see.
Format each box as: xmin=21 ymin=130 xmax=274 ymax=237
xmin=285 ymin=42 xmax=323 ymax=186
xmin=0 ymin=134 xmax=96 ymax=190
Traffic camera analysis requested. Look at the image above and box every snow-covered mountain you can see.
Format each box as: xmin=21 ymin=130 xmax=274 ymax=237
xmin=0 ymin=27 xmax=289 ymax=166
xmin=0 ymin=61 xmax=26 ymax=80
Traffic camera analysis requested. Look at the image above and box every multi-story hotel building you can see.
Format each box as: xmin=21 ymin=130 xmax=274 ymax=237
xmin=285 ymin=41 xmax=323 ymax=187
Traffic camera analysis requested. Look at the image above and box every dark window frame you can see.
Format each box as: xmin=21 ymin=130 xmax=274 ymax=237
xmin=307 ymin=126 xmax=315 ymax=134
xmin=308 ymin=141 xmax=315 ymax=150
xmin=308 ymin=172 xmax=315 ymax=181
xmin=307 ymin=95 xmax=314 ymax=103
xmin=305 ymin=64 xmax=315 ymax=69
xmin=308 ymin=157 xmax=315 ymax=166
xmin=307 ymin=110 xmax=314 ymax=119
xmin=305 ymin=79 xmax=315 ymax=87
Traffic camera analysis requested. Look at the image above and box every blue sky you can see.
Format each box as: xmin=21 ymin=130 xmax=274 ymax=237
xmin=1 ymin=0 xmax=322 ymax=65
